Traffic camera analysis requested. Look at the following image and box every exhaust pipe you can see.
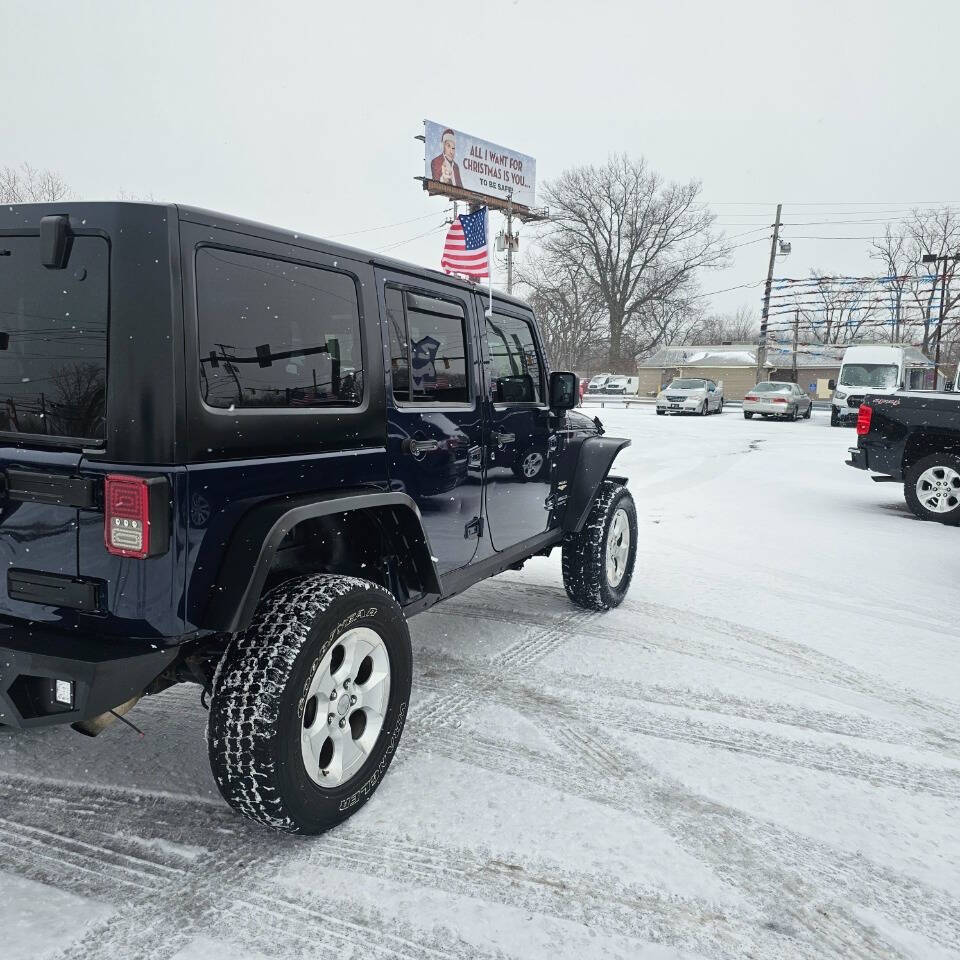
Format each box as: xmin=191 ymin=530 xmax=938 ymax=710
xmin=71 ymin=695 xmax=141 ymax=737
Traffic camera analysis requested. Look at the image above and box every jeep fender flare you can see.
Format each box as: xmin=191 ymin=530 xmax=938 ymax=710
xmin=562 ymin=436 xmax=631 ymax=533
xmin=202 ymin=489 xmax=441 ymax=634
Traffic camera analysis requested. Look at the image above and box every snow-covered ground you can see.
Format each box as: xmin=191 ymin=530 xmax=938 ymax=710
xmin=2 ymin=408 xmax=959 ymax=960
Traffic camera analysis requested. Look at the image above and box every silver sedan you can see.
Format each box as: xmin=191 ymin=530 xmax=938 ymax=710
xmin=743 ymin=382 xmax=813 ymax=420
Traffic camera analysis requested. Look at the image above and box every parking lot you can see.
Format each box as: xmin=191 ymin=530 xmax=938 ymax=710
xmin=2 ymin=406 xmax=958 ymax=960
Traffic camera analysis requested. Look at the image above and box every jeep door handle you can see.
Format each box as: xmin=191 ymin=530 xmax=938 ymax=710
xmin=492 ymin=432 xmax=515 ymax=447
xmin=402 ymin=438 xmax=440 ymax=458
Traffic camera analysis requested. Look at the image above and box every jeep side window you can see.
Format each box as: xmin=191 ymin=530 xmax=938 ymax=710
xmin=485 ymin=313 xmax=544 ymax=404
xmin=196 ymin=248 xmax=363 ymax=409
xmin=385 ymin=288 xmax=409 ymax=401
xmin=386 ymin=287 xmax=470 ymax=405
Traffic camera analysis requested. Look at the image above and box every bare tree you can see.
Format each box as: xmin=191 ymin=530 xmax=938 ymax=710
xmin=0 ymin=163 xmax=71 ymax=203
xmin=516 ymin=255 xmax=607 ymax=370
xmin=870 ymin=208 xmax=960 ymax=354
xmin=623 ymin=292 xmax=703 ymax=361
xmin=687 ymin=305 xmax=758 ymax=345
xmin=539 ymin=155 xmax=729 ymax=371
xmin=796 ymin=273 xmax=876 ymax=344
xmin=870 ymin=226 xmax=912 ymax=342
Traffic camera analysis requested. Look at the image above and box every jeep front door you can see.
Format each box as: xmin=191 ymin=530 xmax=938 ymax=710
xmin=479 ymin=303 xmax=553 ymax=551
xmin=377 ymin=272 xmax=483 ymax=575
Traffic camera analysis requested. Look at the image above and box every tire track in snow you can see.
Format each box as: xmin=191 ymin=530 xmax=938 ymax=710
xmin=415 ymin=649 xmax=960 ymax=798
xmin=263 ymin=839 xmax=763 ymax=960
xmin=438 ymin=584 xmax=960 ymax=736
xmin=422 ymin=724 xmax=958 ymax=957
xmin=414 ymin=603 xmax=594 ymax=729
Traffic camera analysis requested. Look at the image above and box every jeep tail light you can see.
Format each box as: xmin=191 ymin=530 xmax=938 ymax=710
xmin=856 ymin=404 xmax=873 ymax=436
xmin=104 ymin=475 xmax=170 ymax=558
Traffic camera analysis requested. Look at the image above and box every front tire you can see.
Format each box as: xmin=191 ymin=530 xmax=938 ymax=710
xmin=562 ymin=481 xmax=637 ymax=610
xmin=830 ymin=408 xmax=840 ymax=427
xmin=700 ymin=400 xmax=708 ymax=416
xmin=207 ymin=574 xmax=412 ymax=834
xmin=804 ymin=404 xmax=812 ymax=419
xmin=904 ymin=454 xmax=960 ymax=525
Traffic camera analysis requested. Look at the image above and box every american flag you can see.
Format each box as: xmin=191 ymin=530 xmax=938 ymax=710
xmin=440 ymin=207 xmax=489 ymax=280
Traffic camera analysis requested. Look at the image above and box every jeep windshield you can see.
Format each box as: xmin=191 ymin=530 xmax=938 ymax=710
xmin=839 ymin=364 xmax=898 ymax=389
xmin=0 ymin=235 xmax=108 ymax=441
xmin=667 ymin=379 xmax=705 ymax=390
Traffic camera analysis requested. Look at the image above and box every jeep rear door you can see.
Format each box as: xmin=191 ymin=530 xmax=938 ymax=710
xmin=0 ymin=232 xmax=107 ymax=621
xmin=376 ymin=269 xmax=483 ymax=574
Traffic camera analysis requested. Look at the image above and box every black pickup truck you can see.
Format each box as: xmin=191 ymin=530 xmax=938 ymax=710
xmin=847 ymin=392 xmax=960 ymax=523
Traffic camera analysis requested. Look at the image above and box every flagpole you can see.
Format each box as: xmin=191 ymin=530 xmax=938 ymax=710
xmin=485 ymin=207 xmax=493 ymax=318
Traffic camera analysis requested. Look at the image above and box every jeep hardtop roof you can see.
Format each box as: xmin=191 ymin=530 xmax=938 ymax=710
xmin=0 ymin=201 xmax=532 ymax=313
xmin=175 ymin=203 xmax=533 ymax=311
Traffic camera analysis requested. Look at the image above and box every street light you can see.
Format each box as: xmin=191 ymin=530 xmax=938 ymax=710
xmin=921 ymin=252 xmax=960 ymax=386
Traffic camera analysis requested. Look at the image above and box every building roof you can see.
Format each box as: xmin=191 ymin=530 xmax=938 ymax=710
xmin=765 ymin=344 xmax=845 ymax=369
xmin=639 ymin=344 xmax=758 ymax=368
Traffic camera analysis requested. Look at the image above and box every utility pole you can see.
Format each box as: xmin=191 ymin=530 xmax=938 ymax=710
xmin=792 ymin=309 xmax=799 ymax=383
xmin=506 ymin=190 xmax=515 ymax=295
xmin=756 ymin=203 xmax=783 ymax=384
xmin=921 ymin=251 xmax=960 ymax=387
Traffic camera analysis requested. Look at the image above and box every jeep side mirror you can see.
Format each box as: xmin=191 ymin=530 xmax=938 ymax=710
xmin=828 ymin=379 xmax=836 ymax=391
xmin=549 ymin=371 xmax=578 ymax=410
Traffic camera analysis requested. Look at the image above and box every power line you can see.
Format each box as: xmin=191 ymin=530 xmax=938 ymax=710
xmin=329 ymin=209 xmax=452 ymax=239
xmin=374 ymin=221 xmax=450 ymax=253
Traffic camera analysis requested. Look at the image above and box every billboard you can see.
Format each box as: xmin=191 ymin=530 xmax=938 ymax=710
xmin=424 ymin=120 xmax=536 ymax=209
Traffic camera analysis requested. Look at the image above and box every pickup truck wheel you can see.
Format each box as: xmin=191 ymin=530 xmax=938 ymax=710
xmin=207 ymin=574 xmax=411 ymax=834
xmin=904 ymin=455 xmax=960 ymax=524
xmin=562 ymin=481 xmax=637 ymax=610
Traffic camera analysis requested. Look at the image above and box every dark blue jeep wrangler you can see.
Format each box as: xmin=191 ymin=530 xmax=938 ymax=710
xmin=0 ymin=202 xmax=636 ymax=833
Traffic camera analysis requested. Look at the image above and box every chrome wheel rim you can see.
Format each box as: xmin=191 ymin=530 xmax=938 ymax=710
xmin=917 ymin=465 xmax=960 ymax=514
xmin=521 ymin=451 xmax=544 ymax=478
xmin=300 ymin=626 xmax=391 ymax=788
xmin=605 ymin=508 xmax=630 ymax=587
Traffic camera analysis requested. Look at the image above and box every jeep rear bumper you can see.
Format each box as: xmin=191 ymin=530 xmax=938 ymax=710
xmin=0 ymin=618 xmax=178 ymax=729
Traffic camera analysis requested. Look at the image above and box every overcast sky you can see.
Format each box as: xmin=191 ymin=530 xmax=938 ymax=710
xmin=3 ymin=0 xmax=959 ymax=326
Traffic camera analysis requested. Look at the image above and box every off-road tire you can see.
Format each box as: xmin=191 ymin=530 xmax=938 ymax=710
xmin=207 ymin=574 xmax=411 ymax=834
xmin=562 ymin=480 xmax=637 ymax=610
xmin=904 ymin=453 xmax=960 ymax=525
xmin=744 ymin=412 xmax=753 ymax=419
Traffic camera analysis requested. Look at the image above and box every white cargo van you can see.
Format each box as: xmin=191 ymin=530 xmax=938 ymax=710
xmin=830 ymin=344 xmax=933 ymax=426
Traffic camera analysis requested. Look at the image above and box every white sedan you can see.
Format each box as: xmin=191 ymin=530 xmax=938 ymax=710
xmin=743 ymin=381 xmax=813 ymax=420
xmin=656 ymin=378 xmax=724 ymax=415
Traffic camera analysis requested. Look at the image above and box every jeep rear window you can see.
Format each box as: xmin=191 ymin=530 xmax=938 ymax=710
xmin=0 ymin=235 xmax=108 ymax=441
xmin=196 ymin=248 xmax=363 ymax=409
